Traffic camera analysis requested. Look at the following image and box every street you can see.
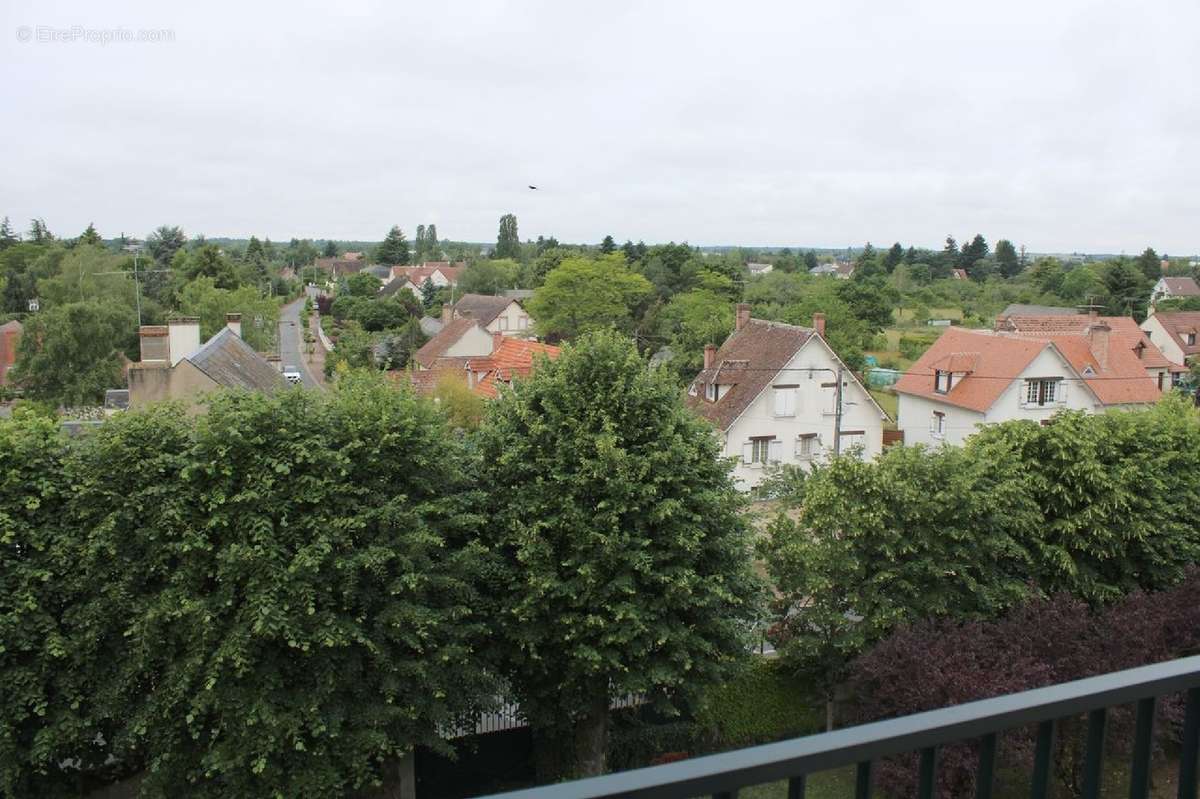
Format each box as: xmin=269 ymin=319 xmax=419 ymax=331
xmin=279 ymin=297 xmax=323 ymax=389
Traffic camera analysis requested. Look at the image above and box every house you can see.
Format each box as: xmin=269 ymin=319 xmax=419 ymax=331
xmin=686 ymin=304 xmax=888 ymax=491
xmin=361 ymin=264 xmax=393 ymax=284
xmin=314 ymin=257 xmax=367 ymax=277
xmin=997 ymin=311 xmax=1185 ymax=391
xmin=1141 ymin=311 xmax=1200 ymax=368
xmin=448 ymin=293 xmax=532 ymax=335
xmin=399 ymin=332 xmax=559 ymax=398
xmin=1150 ymin=276 xmax=1200 ymax=306
xmin=746 ymin=262 xmax=773 ymax=276
xmin=128 ymin=315 xmax=285 ymax=411
xmin=895 ymin=324 xmax=1162 ymax=447
xmin=808 ymin=262 xmax=839 ymax=277
xmin=951 ymin=269 xmax=969 ymax=280
xmin=835 ymin=262 xmax=856 ymax=279
xmin=413 ymin=317 xmax=494 ymax=369
xmin=342 ymin=251 xmax=365 ymax=261
xmin=389 ymin=261 xmax=466 ymax=297
xmin=0 ymin=319 xmax=22 ymax=386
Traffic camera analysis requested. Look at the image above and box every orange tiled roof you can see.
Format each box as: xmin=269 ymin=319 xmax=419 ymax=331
xmin=1004 ymin=315 xmax=1175 ymax=370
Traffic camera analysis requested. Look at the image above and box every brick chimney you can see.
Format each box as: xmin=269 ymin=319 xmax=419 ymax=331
xmin=735 ymin=303 xmax=751 ymax=332
xmin=704 ymin=344 xmax=716 ymax=369
xmin=139 ymin=325 xmax=170 ymax=364
xmin=225 ymin=313 xmax=242 ymax=339
xmin=1088 ymin=321 xmax=1111 ymax=372
xmin=166 ymin=318 xmax=201 ymax=365
xmin=812 ymin=312 xmax=826 ymax=337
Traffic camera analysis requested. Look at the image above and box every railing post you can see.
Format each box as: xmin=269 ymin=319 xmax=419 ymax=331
xmin=1129 ymin=697 xmax=1156 ymax=799
xmin=918 ymin=747 xmax=938 ymax=799
xmin=786 ymin=775 xmax=806 ymax=799
xmin=856 ymin=760 xmax=873 ymax=799
xmin=1082 ymin=708 xmax=1108 ymax=799
xmin=976 ymin=733 xmax=997 ymax=799
xmin=1030 ymin=720 xmax=1056 ymax=799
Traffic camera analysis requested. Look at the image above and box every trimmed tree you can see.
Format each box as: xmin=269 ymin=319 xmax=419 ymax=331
xmin=474 ymin=330 xmax=764 ymax=780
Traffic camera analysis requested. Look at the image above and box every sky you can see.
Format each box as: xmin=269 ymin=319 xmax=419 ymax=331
xmin=2 ymin=0 xmax=1199 ymax=253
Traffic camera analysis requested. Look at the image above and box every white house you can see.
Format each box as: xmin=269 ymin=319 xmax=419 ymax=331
xmin=450 ymin=294 xmax=532 ymax=335
xmin=895 ymin=324 xmax=1161 ymax=447
xmin=746 ymin=262 xmax=774 ymax=276
xmin=389 ymin=262 xmax=466 ymax=297
xmin=1141 ymin=311 xmax=1200 ymax=368
xmin=686 ymin=304 xmax=888 ymax=491
xmin=1150 ymin=276 xmax=1200 ymax=307
xmin=413 ymin=318 xmax=494 ymax=369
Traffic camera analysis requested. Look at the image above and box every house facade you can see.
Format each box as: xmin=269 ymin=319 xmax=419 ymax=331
xmin=450 ymin=294 xmax=531 ymax=335
xmin=1141 ymin=311 xmax=1200 ymax=367
xmin=1150 ymin=276 xmax=1200 ymax=306
xmin=895 ymin=323 xmax=1161 ymax=447
xmin=128 ymin=315 xmax=284 ymax=411
xmin=686 ymin=304 xmax=887 ymax=491
xmin=390 ymin=262 xmax=466 ymax=296
xmin=413 ymin=317 xmax=494 ymax=369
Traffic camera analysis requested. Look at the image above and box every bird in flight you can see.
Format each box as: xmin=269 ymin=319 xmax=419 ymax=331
xmin=528 ymin=185 xmax=538 ymax=190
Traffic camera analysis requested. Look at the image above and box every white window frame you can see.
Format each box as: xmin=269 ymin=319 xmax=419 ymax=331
xmin=705 ymin=382 xmax=717 ymax=402
xmin=931 ymin=411 xmax=945 ymax=439
xmin=743 ymin=437 xmax=780 ymax=467
xmin=795 ymin=433 xmax=819 ymax=460
xmin=934 ymin=370 xmax=951 ymax=394
xmin=1023 ymin=378 xmax=1062 ymax=407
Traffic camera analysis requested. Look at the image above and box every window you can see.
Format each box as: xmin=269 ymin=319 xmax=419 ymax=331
xmin=743 ymin=436 xmax=780 ymax=466
xmin=773 ymin=385 xmax=797 ymax=416
xmin=931 ymin=411 xmax=945 ymax=438
xmin=934 ymin=370 xmax=951 ymax=393
xmin=1158 ymin=371 xmax=1165 ymax=391
xmin=796 ymin=433 xmax=818 ymax=459
xmin=1188 ymin=333 xmax=1197 ymax=346
xmin=518 ymin=316 xmax=528 ymax=330
xmin=498 ymin=316 xmax=509 ymax=331
xmin=705 ymin=382 xmax=717 ymax=402
xmin=1024 ymin=378 xmax=1060 ymax=406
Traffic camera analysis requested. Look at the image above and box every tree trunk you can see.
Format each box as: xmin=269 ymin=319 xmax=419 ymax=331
xmin=573 ymin=691 xmax=610 ymax=778
xmin=825 ymin=696 xmax=835 ymax=732
xmin=532 ymin=724 xmax=571 ymax=784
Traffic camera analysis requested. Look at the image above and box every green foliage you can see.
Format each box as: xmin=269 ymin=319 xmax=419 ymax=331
xmin=344 ymin=271 xmax=381 ymax=298
xmin=693 ymin=659 xmax=822 ymax=748
xmin=458 ymin=258 xmax=520 ymax=295
xmin=656 ymin=282 xmax=735 ymax=377
xmin=494 ymin=214 xmax=520 ymax=260
xmin=744 ymin=273 xmax=869 ymax=370
xmin=324 ymin=321 xmax=376 ymax=377
xmin=527 ymin=255 xmax=654 ymax=340
xmin=475 ymin=330 xmax=764 ymax=776
xmin=762 ymin=398 xmax=1200 ymax=710
xmin=432 ymin=371 xmax=486 ymax=430
xmin=375 ymin=226 xmax=411 ymax=266
xmin=177 ymin=277 xmax=280 ymax=351
xmin=1135 ymin=247 xmax=1161 ymax=282
xmin=11 ymin=301 xmax=134 ymax=407
xmin=184 ymin=245 xmax=240 ymax=289
xmin=147 ymin=225 xmax=187 ymax=266
xmin=897 ymin=332 xmax=937 ymax=361
xmin=0 ymin=376 xmax=494 ymax=797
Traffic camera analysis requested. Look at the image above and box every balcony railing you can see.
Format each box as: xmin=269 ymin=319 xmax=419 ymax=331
xmin=480 ymin=655 xmax=1200 ymax=799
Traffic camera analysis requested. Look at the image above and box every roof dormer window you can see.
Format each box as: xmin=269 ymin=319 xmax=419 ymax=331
xmin=705 ymin=382 xmax=717 ymax=402
xmin=934 ymin=369 xmax=952 ymax=394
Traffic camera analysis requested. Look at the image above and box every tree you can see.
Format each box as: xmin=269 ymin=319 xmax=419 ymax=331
xmin=883 ymin=242 xmax=904 ymax=273
xmin=804 ymin=250 xmax=819 ymax=271
xmin=1029 ymin=257 xmax=1066 ymax=296
xmin=415 ymin=224 xmax=427 ymax=262
xmin=527 ymin=255 xmax=654 ymax=340
xmin=322 ymin=239 xmax=337 ymax=258
xmin=494 ymin=213 xmax=520 ymax=260
xmin=78 ymin=223 xmax=102 ymax=247
xmin=344 ymin=271 xmax=381 ymax=298
xmin=426 ymin=224 xmax=439 ymax=260
xmin=656 ymin=280 xmax=736 ymax=377
xmin=0 ymin=217 xmax=17 ymax=249
xmin=245 ymin=235 xmax=265 ymax=265
xmin=375 ymin=226 xmax=411 ymax=266
xmin=27 ymin=219 xmax=53 ymax=244
xmin=960 ymin=233 xmax=989 ymax=267
xmin=458 ymin=258 xmax=520 ymax=295
xmin=599 ymin=235 xmax=615 ymax=255
xmin=1135 ymin=247 xmax=1162 ymax=282
xmin=994 ymin=239 xmax=1020 ymax=278
xmin=942 ymin=235 xmax=959 ymax=261
xmin=177 ymin=277 xmax=280 ymax=351
xmin=837 ymin=277 xmax=899 ymax=332
xmin=146 ymin=225 xmax=186 ymax=266
xmin=185 ymin=244 xmax=240 ymax=289
xmin=621 ymin=240 xmax=637 ymax=262
xmin=1101 ymin=259 xmax=1150 ymax=319
xmin=1059 ymin=265 xmax=1104 ymax=304
xmin=475 ymin=330 xmax=764 ymax=779
xmin=420 ymin=277 xmax=437 ymax=309
xmin=10 ymin=301 xmax=135 ymax=406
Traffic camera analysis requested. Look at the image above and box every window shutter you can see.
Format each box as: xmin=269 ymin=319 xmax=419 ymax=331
xmin=768 ymin=439 xmax=782 ymax=463
xmin=774 ymin=389 xmax=786 ymax=415
xmin=742 ymin=442 xmax=753 ymax=464
xmin=785 ymin=389 xmax=796 ymax=415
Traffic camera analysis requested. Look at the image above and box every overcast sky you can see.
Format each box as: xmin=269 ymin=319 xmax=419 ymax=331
xmin=2 ymin=0 xmax=1198 ymax=253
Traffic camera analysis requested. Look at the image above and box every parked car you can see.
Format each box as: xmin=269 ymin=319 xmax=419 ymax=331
xmin=283 ymin=365 xmax=302 ymax=385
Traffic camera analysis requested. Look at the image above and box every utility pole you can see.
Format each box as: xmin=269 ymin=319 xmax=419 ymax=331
xmin=833 ymin=366 xmax=844 ymax=456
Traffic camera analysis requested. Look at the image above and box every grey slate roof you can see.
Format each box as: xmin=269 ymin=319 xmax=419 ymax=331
xmin=419 ymin=316 xmax=444 ymax=336
xmin=187 ymin=328 xmax=285 ymax=392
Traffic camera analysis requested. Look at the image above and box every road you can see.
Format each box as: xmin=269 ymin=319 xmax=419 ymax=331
xmin=279 ymin=297 xmax=323 ymax=389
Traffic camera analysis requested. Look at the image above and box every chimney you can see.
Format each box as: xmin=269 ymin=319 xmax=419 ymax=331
xmin=1088 ymin=321 xmax=1111 ymax=372
xmin=139 ymin=325 xmax=170 ymax=364
xmin=442 ymin=303 xmax=454 ymax=324
xmin=493 ymin=330 xmax=505 ymax=352
xmin=994 ymin=315 xmax=1006 ymax=331
xmin=735 ymin=303 xmax=751 ymax=331
xmin=812 ymin=312 xmax=826 ymax=338
xmin=704 ymin=344 xmax=716 ymax=369
xmin=167 ymin=317 xmax=201 ymax=365
xmin=225 ymin=313 xmax=242 ymax=338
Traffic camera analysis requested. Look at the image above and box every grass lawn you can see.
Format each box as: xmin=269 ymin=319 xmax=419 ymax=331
xmin=868 ymin=388 xmax=898 ymax=428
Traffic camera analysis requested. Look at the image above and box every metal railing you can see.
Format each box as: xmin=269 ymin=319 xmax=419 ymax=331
xmin=480 ymin=655 xmax=1200 ymax=799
